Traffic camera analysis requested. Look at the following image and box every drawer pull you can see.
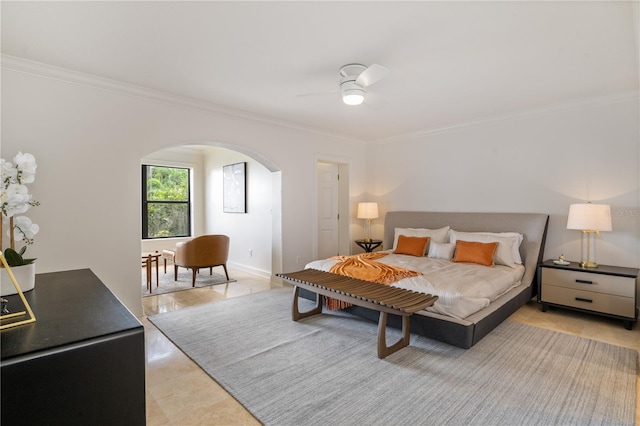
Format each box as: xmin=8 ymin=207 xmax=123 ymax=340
xmin=575 ymin=297 xmax=593 ymax=303
xmin=575 ymin=279 xmax=593 ymax=285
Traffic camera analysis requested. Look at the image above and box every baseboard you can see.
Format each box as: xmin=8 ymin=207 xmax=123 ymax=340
xmin=227 ymin=261 xmax=271 ymax=279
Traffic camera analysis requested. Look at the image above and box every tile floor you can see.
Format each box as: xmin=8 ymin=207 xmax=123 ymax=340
xmin=143 ymin=267 xmax=640 ymax=425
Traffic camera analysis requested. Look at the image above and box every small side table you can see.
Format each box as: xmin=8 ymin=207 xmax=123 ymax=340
xmin=142 ymin=251 xmax=161 ymax=293
xmin=355 ymin=239 xmax=383 ymax=253
xmin=538 ymin=259 xmax=639 ymax=330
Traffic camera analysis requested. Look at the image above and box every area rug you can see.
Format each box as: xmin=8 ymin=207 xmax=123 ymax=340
xmin=142 ymin=267 xmax=236 ymax=297
xmin=148 ymin=288 xmax=638 ymax=425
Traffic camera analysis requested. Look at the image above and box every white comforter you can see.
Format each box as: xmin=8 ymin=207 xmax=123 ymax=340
xmin=305 ymin=252 xmax=525 ymax=319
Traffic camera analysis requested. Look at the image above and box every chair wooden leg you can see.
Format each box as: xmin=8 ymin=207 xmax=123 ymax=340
xmin=174 ymin=265 xmax=178 ymax=281
xmin=209 ymin=267 xmax=213 ymax=275
xmin=222 ymin=264 xmax=229 ymax=280
xmin=191 ymin=269 xmax=197 ymax=287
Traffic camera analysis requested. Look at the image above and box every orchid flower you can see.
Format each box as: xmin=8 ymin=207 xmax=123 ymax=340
xmin=10 ymin=216 xmax=39 ymax=245
xmin=2 ymin=183 xmax=31 ymax=218
xmin=12 ymin=152 xmax=37 ymax=184
xmin=1 ymin=159 xmax=17 ymax=186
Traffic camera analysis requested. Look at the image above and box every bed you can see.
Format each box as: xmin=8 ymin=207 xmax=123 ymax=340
xmin=297 ymin=211 xmax=549 ymax=349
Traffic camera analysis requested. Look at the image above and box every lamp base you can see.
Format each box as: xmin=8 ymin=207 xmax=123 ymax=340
xmin=363 ymin=219 xmax=373 ymax=243
xmin=579 ymin=231 xmax=599 ymax=269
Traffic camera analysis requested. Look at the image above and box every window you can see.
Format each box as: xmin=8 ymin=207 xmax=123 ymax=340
xmin=142 ymin=165 xmax=191 ymax=239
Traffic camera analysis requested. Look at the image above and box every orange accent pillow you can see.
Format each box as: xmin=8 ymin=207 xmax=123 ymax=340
xmin=393 ymin=235 xmax=430 ymax=257
xmin=453 ymin=240 xmax=498 ymax=266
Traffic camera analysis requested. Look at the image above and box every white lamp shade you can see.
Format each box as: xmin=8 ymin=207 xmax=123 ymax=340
xmin=567 ymin=203 xmax=612 ymax=231
xmin=357 ymin=202 xmax=379 ymax=219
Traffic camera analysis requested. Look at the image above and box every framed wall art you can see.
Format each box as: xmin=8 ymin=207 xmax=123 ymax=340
xmin=223 ymin=162 xmax=246 ymax=213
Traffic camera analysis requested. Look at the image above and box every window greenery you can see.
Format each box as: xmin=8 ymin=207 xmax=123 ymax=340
xmin=142 ymin=165 xmax=191 ymax=239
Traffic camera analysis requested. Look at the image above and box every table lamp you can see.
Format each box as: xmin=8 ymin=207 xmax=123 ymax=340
xmin=566 ymin=203 xmax=612 ymax=268
xmin=357 ymin=202 xmax=379 ymax=242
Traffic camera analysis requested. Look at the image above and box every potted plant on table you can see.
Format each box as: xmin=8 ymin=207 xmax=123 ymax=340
xmin=1 ymin=152 xmax=40 ymax=296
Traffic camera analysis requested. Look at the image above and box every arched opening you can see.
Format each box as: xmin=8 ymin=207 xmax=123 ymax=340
xmin=140 ymin=142 xmax=282 ymax=288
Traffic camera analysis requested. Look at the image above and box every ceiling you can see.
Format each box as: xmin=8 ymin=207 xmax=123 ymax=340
xmin=2 ymin=1 xmax=638 ymax=141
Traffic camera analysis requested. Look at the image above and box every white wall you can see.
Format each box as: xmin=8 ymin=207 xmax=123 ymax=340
xmin=368 ymin=94 xmax=640 ymax=269
xmin=1 ymin=63 xmax=367 ymax=317
xmin=203 ymin=147 xmax=273 ymax=278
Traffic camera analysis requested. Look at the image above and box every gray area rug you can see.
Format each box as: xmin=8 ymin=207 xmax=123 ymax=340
xmin=148 ymin=288 xmax=638 ymax=425
xmin=142 ymin=267 xmax=235 ymax=297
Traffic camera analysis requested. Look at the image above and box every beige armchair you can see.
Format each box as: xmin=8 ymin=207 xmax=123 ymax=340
xmin=173 ymin=235 xmax=230 ymax=286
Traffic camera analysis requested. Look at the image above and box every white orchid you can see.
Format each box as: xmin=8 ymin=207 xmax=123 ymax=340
xmin=10 ymin=216 xmax=39 ymax=245
xmin=1 ymin=152 xmax=39 ymax=266
xmin=2 ymin=183 xmax=31 ymax=217
xmin=1 ymin=158 xmax=18 ymax=184
xmin=12 ymin=152 xmax=37 ymax=184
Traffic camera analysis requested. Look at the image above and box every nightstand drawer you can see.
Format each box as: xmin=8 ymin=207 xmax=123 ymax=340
xmin=541 ymin=268 xmax=635 ymax=298
xmin=542 ymin=285 xmax=635 ymax=318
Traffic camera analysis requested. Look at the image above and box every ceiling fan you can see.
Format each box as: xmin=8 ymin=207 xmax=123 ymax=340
xmin=339 ymin=63 xmax=389 ymax=106
xmin=299 ymin=63 xmax=389 ymax=106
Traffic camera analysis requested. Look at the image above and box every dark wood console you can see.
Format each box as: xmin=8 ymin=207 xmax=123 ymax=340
xmin=1 ymin=268 xmax=145 ymax=425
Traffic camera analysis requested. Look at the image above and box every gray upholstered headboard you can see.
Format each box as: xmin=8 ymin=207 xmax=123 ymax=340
xmin=383 ymin=211 xmax=549 ymax=289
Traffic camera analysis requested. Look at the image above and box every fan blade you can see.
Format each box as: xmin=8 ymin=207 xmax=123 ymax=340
xmin=355 ymin=64 xmax=389 ymax=87
xmin=297 ymin=89 xmax=339 ymax=98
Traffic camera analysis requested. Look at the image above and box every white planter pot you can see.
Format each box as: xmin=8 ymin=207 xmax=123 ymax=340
xmin=0 ymin=263 xmax=36 ymax=296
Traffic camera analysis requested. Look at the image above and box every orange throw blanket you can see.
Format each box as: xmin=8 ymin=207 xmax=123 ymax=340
xmin=325 ymin=252 xmax=422 ymax=310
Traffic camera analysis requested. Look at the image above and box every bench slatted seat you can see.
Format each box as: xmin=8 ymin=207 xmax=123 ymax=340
xmin=277 ymin=269 xmax=438 ymax=358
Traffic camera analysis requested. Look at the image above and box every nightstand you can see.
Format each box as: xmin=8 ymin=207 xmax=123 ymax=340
xmin=537 ymin=259 xmax=639 ymax=330
xmin=355 ymin=239 xmax=383 ymax=253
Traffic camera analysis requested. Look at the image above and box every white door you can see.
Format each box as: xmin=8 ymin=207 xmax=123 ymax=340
xmin=317 ymin=163 xmax=340 ymax=259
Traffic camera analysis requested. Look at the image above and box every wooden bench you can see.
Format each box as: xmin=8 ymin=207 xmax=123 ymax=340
xmin=277 ymin=269 xmax=438 ymax=359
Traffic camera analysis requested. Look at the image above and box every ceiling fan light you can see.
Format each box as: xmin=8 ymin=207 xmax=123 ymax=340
xmin=342 ymin=89 xmax=364 ymax=106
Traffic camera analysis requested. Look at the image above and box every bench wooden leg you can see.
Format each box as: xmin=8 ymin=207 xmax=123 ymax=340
xmin=377 ymin=312 xmax=411 ymax=359
xmin=292 ymin=286 xmax=322 ymax=321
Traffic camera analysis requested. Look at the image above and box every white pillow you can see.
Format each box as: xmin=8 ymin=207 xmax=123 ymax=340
xmin=449 ymin=230 xmax=520 ymax=267
xmin=473 ymin=232 xmax=524 ymax=264
xmin=392 ymin=226 xmax=450 ymax=251
xmin=427 ymin=242 xmax=455 ymax=260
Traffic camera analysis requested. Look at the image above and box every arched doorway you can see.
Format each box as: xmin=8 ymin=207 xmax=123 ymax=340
xmin=140 ymin=143 xmax=282 ymax=281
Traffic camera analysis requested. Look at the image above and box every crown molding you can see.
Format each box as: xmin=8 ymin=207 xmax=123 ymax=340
xmin=1 ymin=54 xmax=365 ymax=144
xmin=371 ymin=90 xmax=639 ymax=144
xmin=3 ymin=55 xmax=636 ymax=146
